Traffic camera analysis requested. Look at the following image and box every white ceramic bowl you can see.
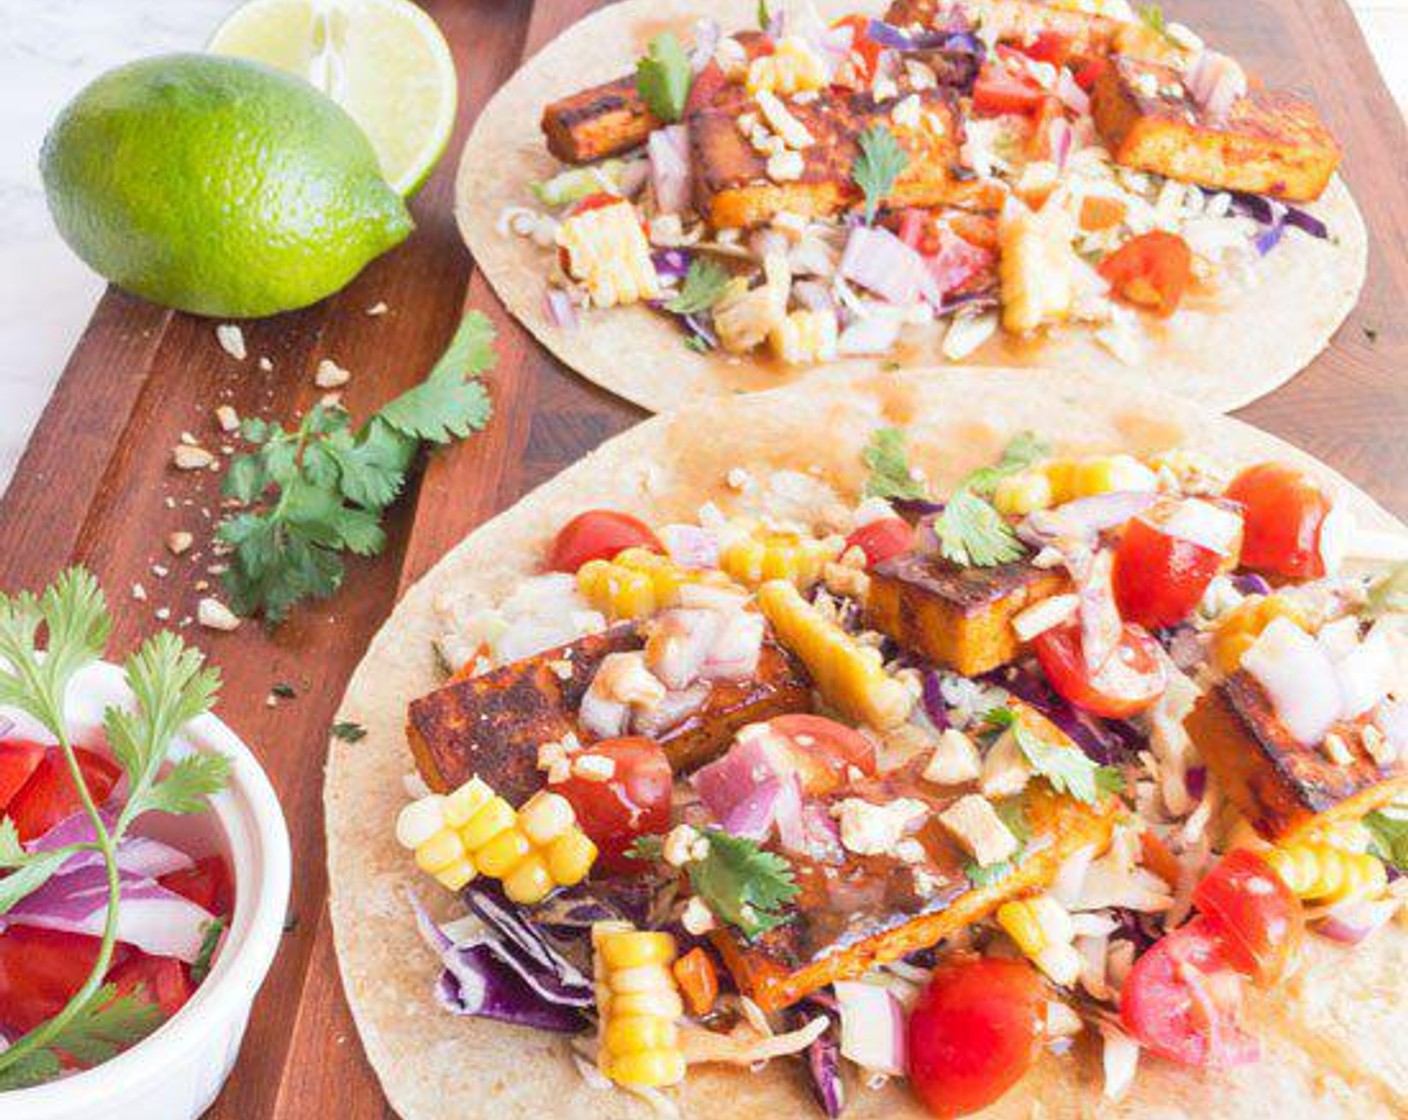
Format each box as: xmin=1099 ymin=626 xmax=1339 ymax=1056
xmin=0 ymin=661 xmax=291 ymax=1120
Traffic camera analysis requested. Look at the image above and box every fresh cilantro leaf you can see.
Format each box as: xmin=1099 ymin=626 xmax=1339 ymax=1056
xmin=964 ymin=431 xmax=1050 ymax=496
xmin=1364 ymin=808 xmax=1408 ymax=873
xmin=0 ymin=849 xmax=72 ymax=916
xmin=665 ymin=258 xmax=731 ymax=315
xmin=996 ymin=710 xmax=1121 ymax=805
xmin=626 ymin=835 xmax=664 ymax=862
xmin=139 ymin=754 xmax=231 ymax=817
xmin=0 ymin=818 xmax=22 ymax=866
xmin=0 ymin=1048 xmax=61 ymax=1091
xmin=934 ymin=489 xmax=1023 ymax=567
xmin=684 ymin=334 xmax=711 ymax=353
xmin=993 ymin=796 xmax=1032 ymax=845
xmin=862 ymin=427 xmax=928 ymax=501
xmin=687 ymin=829 xmax=799 ymax=938
xmin=191 ymin=917 xmax=227 ymax=985
xmin=0 ymin=568 xmax=109 ymax=730
xmin=331 ymin=720 xmax=367 ymax=743
xmin=636 ymin=32 xmax=692 ymax=123
xmin=0 ymin=985 xmax=163 ymax=1090
xmin=964 ymin=858 xmax=1015 ymax=887
xmin=964 ymin=798 xmax=1029 ymax=887
xmin=758 ymin=0 xmax=771 ymax=30
xmin=217 ymin=312 xmax=497 ymax=622
xmin=1139 ymin=4 xmax=1178 ymax=45
xmin=853 ymin=125 xmax=909 ymax=225
xmin=1364 ymin=564 xmax=1408 ymax=619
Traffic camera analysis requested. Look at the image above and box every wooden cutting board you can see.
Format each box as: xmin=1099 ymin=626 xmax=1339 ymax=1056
xmin=1 ymin=0 xmax=1405 ymax=1114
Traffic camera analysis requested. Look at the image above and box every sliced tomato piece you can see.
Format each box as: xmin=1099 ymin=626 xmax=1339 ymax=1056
xmin=1015 ymin=30 xmax=1073 ymax=65
xmin=8 ymin=746 xmax=121 ymax=842
xmin=0 ymin=739 xmax=46 ymax=812
xmin=1225 ymin=462 xmax=1332 ymax=579
xmin=547 ymin=510 xmax=662 ymax=573
xmin=1113 ymin=501 xmax=1227 ymax=629
xmin=845 ymin=518 xmax=916 ymax=568
xmin=159 ymin=855 xmax=235 ymax=917
xmin=972 ymin=62 xmax=1048 ymax=116
xmin=555 ymin=737 xmax=673 ymax=875
xmin=830 ymin=15 xmax=883 ymax=81
xmin=1192 ymin=850 xmax=1303 ymax=985
xmin=764 ymin=714 xmax=877 ymax=794
xmin=0 ymin=926 xmax=129 ymax=1035
xmin=1072 ymin=55 xmax=1107 ymax=90
xmin=1098 ymin=231 xmax=1193 ymax=318
xmin=908 ymin=956 xmax=1045 ymax=1117
xmin=107 ymin=952 xmax=196 ymax=1020
xmin=1120 ymin=915 xmax=1260 ymax=1068
xmin=1033 ymin=621 xmax=1167 ymax=718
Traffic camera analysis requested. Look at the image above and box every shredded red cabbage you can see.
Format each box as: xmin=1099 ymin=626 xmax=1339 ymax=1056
xmin=920 ymin=670 xmax=951 ymax=731
xmin=1230 ymin=192 xmax=1329 ymax=256
xmin=984 ymin=664 xmax=1143 ymax=765
xmin=461 ymin=884 xmax=595 ymax=1006
xmin=1232 ymin=572 xmax=1272 ymax=596
xmin=794 ymin=1000 xmax=845 ymax=1118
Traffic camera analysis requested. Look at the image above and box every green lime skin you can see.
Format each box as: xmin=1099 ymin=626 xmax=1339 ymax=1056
xmin=40 ymin=53 xmax=414 ymax=318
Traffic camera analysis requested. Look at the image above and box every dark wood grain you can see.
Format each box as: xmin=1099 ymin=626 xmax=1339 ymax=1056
xmin=0 ymin=0 xmax=1404 ymax=1116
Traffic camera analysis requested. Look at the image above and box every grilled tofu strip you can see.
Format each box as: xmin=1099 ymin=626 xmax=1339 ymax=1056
xmin=712 ymin=778 xmax=1117 ymax=1012
xmin=692 ymin=88 xmax=974 ymax=229
xmin=542 ymin=75 xmax=660 ymax=164
xmin=886 ymin=0 xmax=1118 ymax=57
xmin=407 ymin=626 xmax=812 ymax=803
xmin=1091 ymin=56 xmax=1341 ymax=202
xmin=1186 ymin=670 xmax=1408 ymax=842
xmin=866 ymin=552 xmax=1067 ymax=677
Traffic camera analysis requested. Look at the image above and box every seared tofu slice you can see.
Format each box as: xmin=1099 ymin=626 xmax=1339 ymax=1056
xmin=407 ymin=626 xmax=812 ymax=803
xmin=886 ymin=0 xmax=1117 ymax=57
xmin=542 ymin=75 xmax=660 ymax=164
xmin=1091 ymin=56 xmax=1341 ymax=202
xmin=1185 ymin=670 xmax=1408 ymax=842
xmin=866 ymin=552 xmax=1067 ymax=677
xmin=712 ymin=771 xmax=1117 ymax=1012
xmin=692 ymin=88 xmax=968 ymax=229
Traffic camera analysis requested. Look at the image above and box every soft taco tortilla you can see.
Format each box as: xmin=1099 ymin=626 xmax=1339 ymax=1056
xmin=327 ymin=367 xmax=1406 ymax=1119
xmin=454 ymin=0 xmax=1366 ymax=415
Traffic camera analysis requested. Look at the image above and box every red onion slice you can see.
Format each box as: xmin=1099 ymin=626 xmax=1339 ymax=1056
xmin=840 ymin=225 xmax=941 ymax=307
xmin=1317 ymin=897 xmax=1399 ymax=944
xmin=648 ymin=125 xmax=692 ymax=215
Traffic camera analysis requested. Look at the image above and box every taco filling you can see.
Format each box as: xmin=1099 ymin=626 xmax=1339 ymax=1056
xmin=506 ymin=0 xmax=1342 ymax=372
xmin=392 ymin=429 xmax=1407 ymax=1115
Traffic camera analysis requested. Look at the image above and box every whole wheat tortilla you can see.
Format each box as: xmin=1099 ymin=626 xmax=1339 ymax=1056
xmin=454 ymin=0 xmax=1366 ymax=415
xmin=328 ymin=367 xmax=1406 ymax=1119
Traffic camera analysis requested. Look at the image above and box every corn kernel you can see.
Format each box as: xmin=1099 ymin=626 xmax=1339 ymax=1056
xmin=433 ymin=859 xmax=478 ymax=892
xmin=460 ymin=796 xmax=516 ymax=850
xmin=395 ymin=796 xmax=446 ymax=849
xmin=576 ymin=548 xmax=727 ymax=621
xmin=1070 ymin=454 xmax=1158 ymax=498
xmin=475 ymin=827 xmax=534 ymax=878
xmin=414 ymin=829 xmax=467 ymax=875
xmin=721 ymin=532 xmax=839 ymax=590
xmin=519 ymin=790 xmax=575 ymax=845
xmin=610 ymin=989 xmax=685 ymax=1020
xmin=604 ymin=1015 xmax=679 ymax=1056
xmin=547 ymin=830 xmax=598 ymax=887
xmin=503 ymin=855 xmax=555 ymax=905
xmin=442 ymin=777 xmax=494 ymax=829
xmin=606 ymin=1049 xmax=687 ymax=1088
xmin=993 ymin=470 xmax=1054 ymax=515
xmin=1265 ymin=842 xmax=1386 ymax=905
xmin=1042 ymin=458 xmax=1078 ymax=503
xmin=599 ymin=931 xmax=678 ymax=971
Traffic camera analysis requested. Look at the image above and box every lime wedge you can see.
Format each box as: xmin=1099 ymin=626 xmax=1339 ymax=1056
xmin=209 ymin=0 xmax=457 ymax=196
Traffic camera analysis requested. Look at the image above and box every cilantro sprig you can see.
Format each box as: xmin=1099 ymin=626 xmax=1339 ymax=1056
xmin=964 ymin=797 xmax=1031 ymax=887
xmin=935 ymin=432 xmax=1048 ymax=567
xmin=1138 ymin=4 xmax=1180 ymax=46
xmin=636 ymin=32 xmax=693 ymax=123
xmin=1364 ymin=808 xmax=1408 ymax=873
xmin=853 ymin=125 xmax=909 ymax=225
xmin=0 ymin=569 xmax=228 ymax=1089
xmin=862 ymin=427 xmax=928 ymax=501
xmin=665 ymin=258 xmax=731 ymax=315
xmin=217 ymin=312 xmax=495 ymax=623
xmin=985 ymin=707 xmax=1123 ymax=805
xmin=630 ymin=829 xmax=799 ymax=938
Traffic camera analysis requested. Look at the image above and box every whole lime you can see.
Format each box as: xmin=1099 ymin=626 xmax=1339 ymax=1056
xmin=40 ymin=52 xmax=413 ymax=318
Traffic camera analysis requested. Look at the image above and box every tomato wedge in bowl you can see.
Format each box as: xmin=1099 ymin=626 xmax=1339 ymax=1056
xmin=3 ymin=660 xmax=289 ymax=1120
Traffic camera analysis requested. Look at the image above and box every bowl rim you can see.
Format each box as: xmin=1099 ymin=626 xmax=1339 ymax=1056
xmin=1 ymin=660 xmax=292 ymax=1109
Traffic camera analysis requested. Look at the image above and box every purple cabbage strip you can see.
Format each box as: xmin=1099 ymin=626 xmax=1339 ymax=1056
xmin=652 ymin=247 xmax=693 ymax=283
xmin=1232 ymin=572 xmax=1272 ymax=597
xmin=1184 ymin=764 xmax=1207 ymax=802
xmin=984 ymin=665 xmax=1143 ymax=765
xmin=793 ymin=999 xmax=845 ymax=1118
xmin=1230 ymin=191 xmax=1329 ymax=256
xmin=920 ymin=670 xmax=951 ymax=732
xmin=530 ymin=877 xmax=656 ymax=935
xmin=462 ymin=884 xmax=595 ymax=1004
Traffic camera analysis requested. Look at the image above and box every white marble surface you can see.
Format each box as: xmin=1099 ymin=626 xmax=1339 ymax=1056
xmin=0 ymin=0 xmax=1404 ymax=499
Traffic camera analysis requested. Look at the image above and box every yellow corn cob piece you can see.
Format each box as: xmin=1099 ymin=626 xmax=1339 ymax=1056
xmin=999 ymin=203 xmax=1076 ymax=334
xmin=594 ymin=924 xmax=686 ymax=1089
xmin=770 ymin=309 xmax=838 ymax=365
xmin=757 ymin=579 xmax=912 ymax=729
xmin=1212 ymin=593 xmax=1311 ymax=674
xmin=1264 ymin=842 xmax=1387 ymax=905
xmin=747 ymin=36 xmax=827 ymax=95
xmin=720 ymin=531 xmax=842 ymax=591
xmin=1033 ymin=454 xmax=1159 ymax=504
xmin=996 ymin=895 xmax=1081 ymax=985
xmin=992 ymin=469 xmax=1055 ymax=516
xmin=556 ymin=200 xmax=659 ymax=308
xmin=395 ymin=781 xmax=597 ymax=902
xmin=576 ymin=547 xmax=731 ymax=621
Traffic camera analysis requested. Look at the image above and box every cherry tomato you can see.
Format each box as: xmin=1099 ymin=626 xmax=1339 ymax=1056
xmin=972 ymin=62 xmax=1048 ymax=116
xmin=0 ymin=926 xmax=130 ymax=1035
xmin=547 ymin=510 xmax=662 ymax=573
xmin=0 ymin=739 xmax=46 ymax=812
xmin=1192 ymin=849 xmax=1303 ymax=985
xmin=1033 ymin=621 xmax=1167 ymax=718
xmin=830 ymin=15 xmax=883 ymax=81
xmin=765 ymin=714 xmax=877 ymax=794
xmin=566 ymin=192 xmax=623 ymax=218
xmin=555 ymin=737 xmax=673 ymax=875
xmin=907 ymin=956 xmax=1045 ymax=1117
xmin=1113 ymin=502 xmax=1226 ymax=629
xmin=159 ymin=855 xmax=235 ymax=917
xmin=1225 ymin=462 xmax=1332 ymax=579
xmin=1015 ymin=30 xmax=1073 ymax=64
xmin=845 ymin=518 xmax=916 ymax=568
xmin=1072 ymin=55 xmax=1107 ymax=90
xmin=8 ymin=746 xmax=121 ymax=842
xmin=685 ymin=59 xmax=727 ymax=116
xmin=107 ymin=952 xmax=196 ymax=1020
xmin=1098 ymin=231 xmax=1193 ymax=318
xmin=1119 ymin=915 xmax=1260 ymax=1068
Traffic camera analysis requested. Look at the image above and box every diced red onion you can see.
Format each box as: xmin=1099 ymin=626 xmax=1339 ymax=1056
xmin=8 ymin=866 xmax=213 ymax=962
xmin=579 ymin=688 xmax=630 ymax=739
xmin=773 ymin=775 xmax=807 ymax=853
xmin=1232 ymin=572 xmax=1272 ymax=597
xmin=1159 ymin=498 xmax=1243 ymax=556
xmin=1317 ymin=897 xmax=1399 ymax=944
xmin=543 ymin=289 xmax=578 ymax=331
xmin=1021 ymin=490 xmax=1157 ymax=547
xmin=648 ymin=125 xmax=692 ymax=215
xmin=920 ymin=670 xmax=951 ymax=731
xmin=689 ymin=18 xmax=721 ymax=71
xmin=793 ymin=279 xmax=836 ymax=313
xmin=721 ymin=777 xmax=784 ymax=839
xmin=1184 ymin=765 xmax=1207 ymax=802
xmin=840 ymin=226 xmax=941 ymax=307
xmin=633 ymin=682 xmax=711 ymax=738
xmin=660 ymin=524 xmax=719 ymax=570
xmin=1185 ymin=51 xmax=1246 ymax=119
xmin=700 ymin=610 xmax=765 ymax=682
xmin=693 ymin=731 xmax=787 ymax=823
xmin=1055 ymin=68 xmax=1089 ymax=115
xmin=1241 ymin=618 xmax=1340 ymax=744
xmin=1077 ymin=550 xmax=1122 ymax=674
xmin=837 ymin=314 xmax=903 ymax=356
xmin=834 ymin=980 xmax=907 ymax=1075
xmin=925 ymin=230 xmax=993 ymax=297
xmin=1048 ymin=116 xmax=1074 ymax=172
